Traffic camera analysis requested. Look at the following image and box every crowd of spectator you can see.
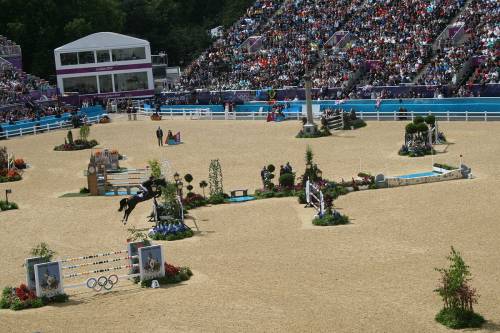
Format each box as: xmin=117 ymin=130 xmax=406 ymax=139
xmin=182 ymin=0 xmax=354 ymax=90
xmin=177 ymin=0 xmax=499 ymax=96
xmin=181 ymin=0 xmax=284 ymax=90
xmin=180 ymin=0 xmax=473 ymax=91
xmin=1 ymin=61 xmax=53 ymax=106
xmin=417 ymin=0 xmax=498 ymax=86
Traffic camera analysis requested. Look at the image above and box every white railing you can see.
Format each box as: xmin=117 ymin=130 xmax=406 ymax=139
xmin=139 ymin=108 xmax=305 ymax=120
xmin=0 ymin=115 xmax=102 ymax=140
xmin=138 ymin=108 xmax=500 ymax=122
xmin=355 ymin=110 xmax=500 ymax=122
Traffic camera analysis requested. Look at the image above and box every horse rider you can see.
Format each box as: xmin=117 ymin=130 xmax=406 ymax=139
xmin=137 ymin=176 xmax=156 ymax=199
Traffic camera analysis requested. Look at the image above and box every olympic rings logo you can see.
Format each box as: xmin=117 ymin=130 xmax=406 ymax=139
xmin=86 ymin=274 xmax=119 ymax=292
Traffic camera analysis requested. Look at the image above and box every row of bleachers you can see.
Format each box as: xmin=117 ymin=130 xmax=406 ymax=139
xmin=177 ymin=0 xmax=498 ymax=97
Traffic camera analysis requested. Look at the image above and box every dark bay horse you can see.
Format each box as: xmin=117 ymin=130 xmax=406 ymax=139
xmin=118 ymin=178 xmax=167 ymax=224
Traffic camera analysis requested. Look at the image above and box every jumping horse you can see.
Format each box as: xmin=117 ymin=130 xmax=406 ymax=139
xmin=118 ymin=178 xmax=167 ymax=224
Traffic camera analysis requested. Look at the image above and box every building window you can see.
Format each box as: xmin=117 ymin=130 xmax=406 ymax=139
xmin=78 ymin=51 xmax=95 ymax=64
xmin=99 ymin=75 xmax=113 ymax=93
xmin=96 ymin=50 xmax=110 ymax=63
xmin=63 ymin=76 xmax=98 ymax=94
xmin=60 ymin=52 xmax=78 ymax=66
xmin=111 ymin=47 xmax=146 ymax=62
xmin=114 ymin=72 xmax=148 ymax=92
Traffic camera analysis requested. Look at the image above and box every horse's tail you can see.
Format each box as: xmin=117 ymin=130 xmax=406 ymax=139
xmin=118 ymin=198 xmax=128 ymax=212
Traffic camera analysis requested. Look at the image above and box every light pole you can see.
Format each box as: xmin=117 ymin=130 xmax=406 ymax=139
xmin=176 ymin=181 xmax=183 ymax=199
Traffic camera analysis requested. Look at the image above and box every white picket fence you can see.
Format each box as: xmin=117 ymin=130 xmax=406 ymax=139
xmin=0 ymin=114 xmax=102 ymax=139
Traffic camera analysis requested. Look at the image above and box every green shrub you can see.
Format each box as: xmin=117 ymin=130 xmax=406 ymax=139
xmin=433 ymin=163 xmax=457 ymax=170
xmin=30 ymin=242 xmax=56 ymax=261
xmin=151 ymin=229 xmax=194 ymax=241
xmin=208 ymin=193 xmax=225 ymax=204
xmin=350 ymin=119 xmax=367 ymax=129
xmin=49 ymin=293 xmax=69 ymax=303
xmin=297 ymin=190 xmax=307 ymax=204
xmin=254 ymin=190 xmax=275 ymax=199
xmin=435 ymin=308 xmax=485 ymax=329
xmin=405 ymin=123 xmax=418 ymax=135
xmin=30 ymin=298 xmax=45 ymax=308
xmin=279 ymin=173 xmax=295 ymax=188
xmin=0 ymin=200 xmax=18 ymax=211
xmin=434 ymin=247 xmax=484 ymax=329
xmin=413 ymin=116 xmax=425 ymax=124
xmin=10 ymin=298 xmax=25 ymax=311
xmin=425 ymin=115 xmax=436 ymax=126
xmin=313 ymin=213 xmax=349 ymax=226
xmin=416 ymin=122 xmax=429 ymax=133
xmin=79 ymin=187 xmax=90 ymax=194
xmin=148 ymin=159 xmax=162 ymax=178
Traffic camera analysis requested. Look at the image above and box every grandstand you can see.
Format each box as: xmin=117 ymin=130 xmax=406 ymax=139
xmin=178 ymin=0 xmax=499 ymax=98
xmin=1 ymin=34 xmax=62 ymax=130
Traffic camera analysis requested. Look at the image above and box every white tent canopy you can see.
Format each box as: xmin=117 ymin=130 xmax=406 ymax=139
xmin=55 ymin=32 xmax=149 ymax=52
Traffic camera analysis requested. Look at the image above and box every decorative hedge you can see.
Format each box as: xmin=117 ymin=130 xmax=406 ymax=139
xmin=0 ymin=284 xmax=68 ymax=311
xmin=140 ymin=263 xmax=193 ymax=287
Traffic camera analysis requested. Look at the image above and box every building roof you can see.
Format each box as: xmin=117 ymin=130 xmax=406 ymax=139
xmin=55 ymin=32 xmax=149 ymax=52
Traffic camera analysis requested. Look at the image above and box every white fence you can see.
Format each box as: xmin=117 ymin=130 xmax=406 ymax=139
xmin=140 ymin=108 xmax=500 ymax=122
xmin=0 ymin=114 xmax=102 ymax=140
xmin=2 ymin=108 xmax=500 ymax=140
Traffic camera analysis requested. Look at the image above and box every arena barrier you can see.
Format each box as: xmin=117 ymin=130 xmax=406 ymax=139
xmin=29 ymin=243 xmax=165 ymax=297
xmin=306 ymin=180 xmax=325 ymax=218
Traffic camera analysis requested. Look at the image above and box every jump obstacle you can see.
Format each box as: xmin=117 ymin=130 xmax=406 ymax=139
xmin=306 ymin=180 xmax=325 ymax=217
xmin=27 ymin=243 xmax=166 ymax=297
xmin=86 ymin=149 xmax=149 ymax=196
xmin=325 ymin=112 xmax=345 ymax=131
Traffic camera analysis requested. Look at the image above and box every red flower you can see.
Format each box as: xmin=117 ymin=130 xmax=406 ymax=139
xmin=164 ymin=263 xmax=180 ymax=277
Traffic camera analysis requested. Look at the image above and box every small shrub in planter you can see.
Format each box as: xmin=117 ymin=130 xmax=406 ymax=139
xmin=0 ymin=284 xmax=68 ymax=311
xmin=313 ymin=212 xmax=349 ymax=226
xmin=140 ymin=263 xmax=193 ymax=287
xmin=54 ymin=129 xmax=99 ymax=151
xmin=0 ymin=200 xmax=18 ymax=211
xmin=434 ymin=247 xmax=485 ymax=329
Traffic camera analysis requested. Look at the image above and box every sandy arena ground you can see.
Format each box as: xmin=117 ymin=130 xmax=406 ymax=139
xmin=0 ymin=117 xmax=499 ymax=332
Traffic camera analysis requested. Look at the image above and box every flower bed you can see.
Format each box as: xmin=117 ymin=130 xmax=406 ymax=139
xmin=0 ymin=284 xmax=68 ymax=311
xmin=140 ymin=263 xmax=193 ymax=287
xmin=149 ymin=223 xmax=194 ymax=241
xmin=54 ymin=139 xmax=99 ymax=151
xmin=0 ymin=169 xmax=22 ymax=183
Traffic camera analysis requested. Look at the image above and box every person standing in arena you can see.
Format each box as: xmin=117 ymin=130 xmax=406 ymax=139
xmin=156 ymin=126 xmax=164 ymax=146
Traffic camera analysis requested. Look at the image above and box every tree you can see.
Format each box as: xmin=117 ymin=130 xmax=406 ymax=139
xmin=199 ymin=180 xmax=208 ymax=198
xmin=79 ymin=124 xmax=90 ymax=142
xmin=208 ymin=159 xmax=223 ymax=196
xmin=434 ymin=247 xmax=485 ymax=329
xmin=184 ymin=173 xmax=194 ymax=195
xmin=148 ymin=159 xmax=162 ymax=179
